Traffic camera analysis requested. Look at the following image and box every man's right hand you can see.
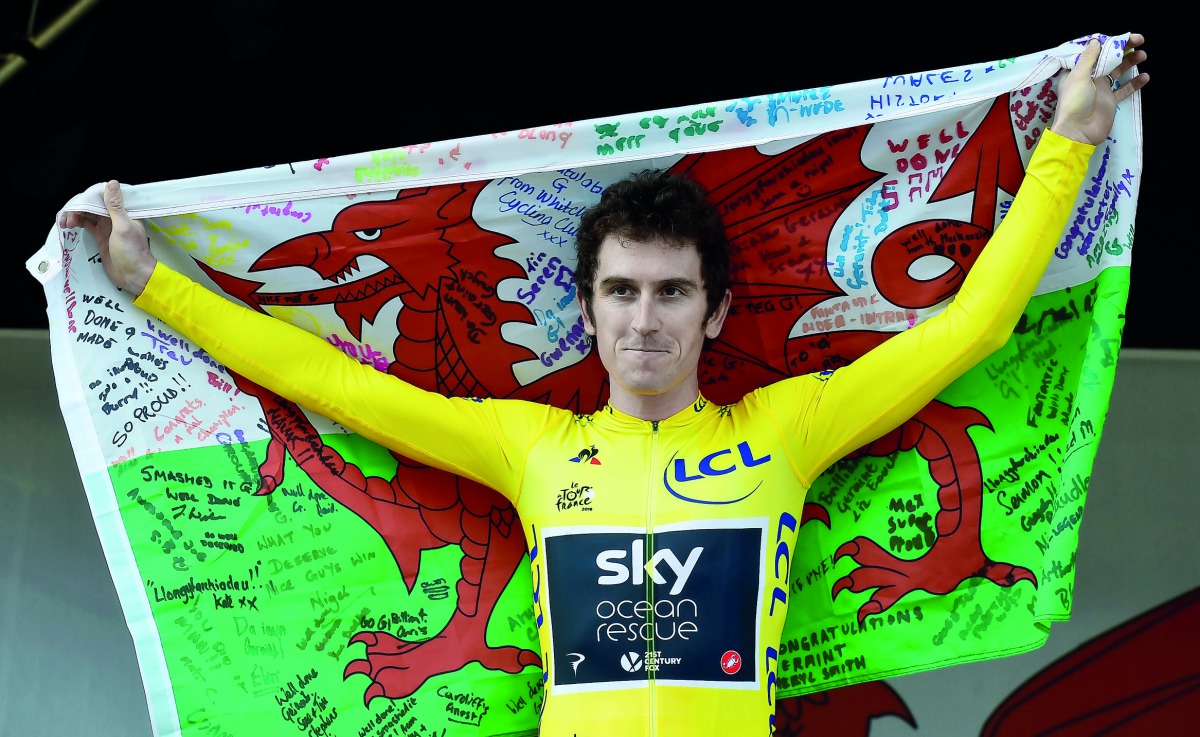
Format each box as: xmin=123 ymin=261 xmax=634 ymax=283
xmin=1049 ymin=33 xmax=1149 ymax=146
xmin=59 ymin=180 xmax=157 ymax=296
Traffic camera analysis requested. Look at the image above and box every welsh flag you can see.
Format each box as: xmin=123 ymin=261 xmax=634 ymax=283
xmin=27 ymin=32 xmax=1141 ymax=737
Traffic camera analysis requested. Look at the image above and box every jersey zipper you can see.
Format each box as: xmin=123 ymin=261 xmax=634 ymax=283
xmin=646 ymin=419 xmax=659 ymax=736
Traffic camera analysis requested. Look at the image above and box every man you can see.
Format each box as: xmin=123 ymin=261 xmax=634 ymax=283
xmin=63 ymin=36 xmax=1147 ymax=736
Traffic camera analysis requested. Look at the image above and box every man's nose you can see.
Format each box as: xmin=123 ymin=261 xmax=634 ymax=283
xmin=630 ymin=295 xmax=661 ymax=334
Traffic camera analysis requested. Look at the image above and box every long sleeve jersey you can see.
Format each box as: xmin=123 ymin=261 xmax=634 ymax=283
xmin=135 ymin=130 xmax=1093 ymax=736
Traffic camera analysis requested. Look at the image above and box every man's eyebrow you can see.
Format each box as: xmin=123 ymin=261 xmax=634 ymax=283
xmin=598 ymin=275 xmax=700 ymax=291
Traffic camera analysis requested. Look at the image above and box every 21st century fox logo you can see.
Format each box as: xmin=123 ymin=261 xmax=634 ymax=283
xmin=621 ymin=650 xmax=682 ymax=673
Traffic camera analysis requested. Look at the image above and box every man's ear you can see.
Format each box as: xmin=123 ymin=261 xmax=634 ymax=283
xmin=705 ymin=289 xmax=732 ymax=339
xmin=579 ymin=296 xmax=596 ymax=336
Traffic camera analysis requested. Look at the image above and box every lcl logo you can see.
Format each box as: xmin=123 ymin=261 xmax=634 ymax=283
xmin=663 ymin=441 xmax=770 ymax=504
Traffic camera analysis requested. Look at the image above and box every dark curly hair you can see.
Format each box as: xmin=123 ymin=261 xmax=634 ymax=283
xmin=574 ymin=169 xmax=731 ymax=325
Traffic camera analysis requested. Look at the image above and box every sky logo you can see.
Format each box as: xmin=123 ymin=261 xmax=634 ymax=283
xmin=596 ymin=539 xmax=703 ymax=596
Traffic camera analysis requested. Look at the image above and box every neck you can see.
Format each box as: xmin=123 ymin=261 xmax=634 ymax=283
xmin=608 ymin=382 xmax=699 ymax=422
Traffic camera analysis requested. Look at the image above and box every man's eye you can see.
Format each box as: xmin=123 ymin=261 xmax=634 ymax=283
xmin=663 ymin=286 xmax=684 ymax=297
xmin=610 ymin=285 xmax=631 ymax=297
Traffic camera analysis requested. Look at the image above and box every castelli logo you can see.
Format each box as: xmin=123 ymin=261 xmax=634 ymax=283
xmin=720 ymin=650 xmax=741 ymax=675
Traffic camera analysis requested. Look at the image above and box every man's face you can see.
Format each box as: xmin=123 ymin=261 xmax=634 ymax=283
xmin=580 ymin=235 xmax=729 ymax=414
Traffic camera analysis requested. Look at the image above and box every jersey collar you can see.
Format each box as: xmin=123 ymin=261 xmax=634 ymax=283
xmin=598 ymin=394 xmax=719 ymax=429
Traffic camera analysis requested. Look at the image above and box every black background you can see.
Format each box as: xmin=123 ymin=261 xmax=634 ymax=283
xmin=3 ymin=5 xmax=1186 ymax=350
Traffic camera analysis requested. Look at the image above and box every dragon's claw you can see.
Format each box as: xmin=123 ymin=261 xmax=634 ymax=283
xmin=800 ymin=501 xmax=831 ymax=529
xmin=344 ymin=626 xmax=540 ymax=701
xmin=343 ymin=658 xmax=372 ymax=679
xmin=833 ymin=538 xmax=861 ymax=563
xmin=349 ymin=631 xmax=380 ymax=648
xmin=362 ymin=681 xmax=387 ymax=708
xmin=830 ymin=578 xmax=854 ymax=599
xmin=855 ymin=600 xmax=884 ymax=623
xmin=987 ymin=563 xmax=1038 ymax=588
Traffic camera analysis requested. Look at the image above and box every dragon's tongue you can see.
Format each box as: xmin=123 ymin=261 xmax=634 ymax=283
xmin=334 ymin=288 xmax=392 ymax=341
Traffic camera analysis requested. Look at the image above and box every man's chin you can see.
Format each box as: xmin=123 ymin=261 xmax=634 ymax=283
xmin=615 ymin=369 xmax=669 ymax=396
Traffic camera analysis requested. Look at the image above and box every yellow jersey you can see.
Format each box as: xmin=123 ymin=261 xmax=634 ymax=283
xmin=136 ymin=130 xmax=1092 ymax=736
